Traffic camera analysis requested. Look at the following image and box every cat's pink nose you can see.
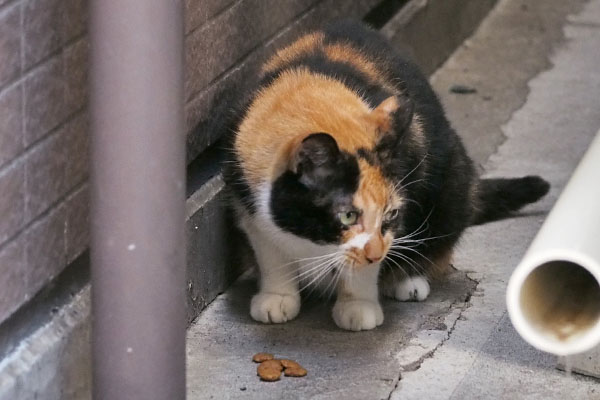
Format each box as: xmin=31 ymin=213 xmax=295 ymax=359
xmin=364 ymin=234 xmax=384 ymax=263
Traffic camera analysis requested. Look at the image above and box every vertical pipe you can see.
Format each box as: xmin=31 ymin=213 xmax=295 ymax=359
xmin=89 ymin=0 xmax=185 ymax=399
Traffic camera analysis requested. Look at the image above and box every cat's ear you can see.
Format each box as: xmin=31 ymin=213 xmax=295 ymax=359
xmin=371 ymin=95 xmax=414 ymax=135
xmin=292 ymin=133 xmax=340 ymax=189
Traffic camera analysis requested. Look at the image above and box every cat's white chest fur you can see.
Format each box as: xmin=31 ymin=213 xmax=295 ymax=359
xmin=235 ymin=183 xmax=428 ymax=331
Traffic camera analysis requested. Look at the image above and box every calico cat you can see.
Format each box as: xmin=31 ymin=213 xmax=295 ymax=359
xmin=224 ymin=21 xmax=549 ymax=331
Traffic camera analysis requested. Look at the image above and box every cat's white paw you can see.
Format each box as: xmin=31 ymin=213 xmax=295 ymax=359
xmin=395 ymin=276 xmax=430 ymax=301
xmin=332 ymin=300 xmax=384 ymax=331
xmin=250 ymin=292 xmax=301 ymax=324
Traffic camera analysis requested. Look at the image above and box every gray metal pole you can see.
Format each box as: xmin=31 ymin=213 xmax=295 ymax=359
xmin=89 ymin=0 xmax=186 ymax=399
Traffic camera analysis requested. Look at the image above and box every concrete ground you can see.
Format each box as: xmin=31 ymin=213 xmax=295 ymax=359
xmin=186 ymin=0 xmax=600 ymax=398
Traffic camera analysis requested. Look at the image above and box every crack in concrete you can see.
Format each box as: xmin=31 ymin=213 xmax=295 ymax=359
xmin=406 ymin=299 xmax=474 ymax=372
xmin=386 ymin=274 xmax=481 ymax=399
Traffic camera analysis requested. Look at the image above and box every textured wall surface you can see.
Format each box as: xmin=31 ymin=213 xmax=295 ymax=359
xmin=0 ymin=0 xmax=89 ymax=324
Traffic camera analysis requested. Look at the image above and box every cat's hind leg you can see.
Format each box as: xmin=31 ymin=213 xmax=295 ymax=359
xmin=390 ymin=275 xmax=431 ymax=301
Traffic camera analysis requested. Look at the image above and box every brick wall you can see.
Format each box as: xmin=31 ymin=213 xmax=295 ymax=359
xmin=0 ymin=0 xmax=381 ymax=326
xmin=0 ymin=0 xmax=89 ymax=324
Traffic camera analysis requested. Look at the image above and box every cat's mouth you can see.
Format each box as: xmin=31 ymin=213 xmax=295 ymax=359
xmin=342 ymin=250 xmax=389 ymax=268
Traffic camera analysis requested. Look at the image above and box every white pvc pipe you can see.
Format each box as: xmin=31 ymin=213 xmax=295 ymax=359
xmin=507 ymin=132 xmax=600 ymax=356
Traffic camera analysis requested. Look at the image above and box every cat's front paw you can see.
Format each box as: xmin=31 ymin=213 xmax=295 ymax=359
xmin=394 ymin=276 xmax=430 ymax=301
xmin=250 ymin=292 xmax=301 ymax=324
xmin=332 ymin=300 xmax=384 ymax=331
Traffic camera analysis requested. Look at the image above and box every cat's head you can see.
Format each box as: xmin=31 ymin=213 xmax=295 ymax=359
xmin=270 ymin=95 xmax=417 ymax=268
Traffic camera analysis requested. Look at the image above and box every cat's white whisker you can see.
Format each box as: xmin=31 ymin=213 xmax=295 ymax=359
xmin=387 ymin=249 xmax=424 ymax=272
xmin=384 ymin=255 xmax=410 ymax=276
xmin=388 ymin=247 xmax=427 ymax=268
xmin=388 ymin=263 xmax=400 ymax=282
xmin=391 ymin=246 xmax=436 ymax=270
xmin=327 ymin=263 xmax=345 ymax=300
xmin=390 ymin=240 xmax=421 ymax=248
xmin=401 ymin=197 xmax=424 ymax=211
xmin=320 ymin=259 xmax=345 ymax=297
xmin=278 ymin=255 xmax=340 ymax=287
xmin=299 ymin=261 xmax=338 ymax=292
xmin=295 ymin=251 xmax=343 ymax=263
xmin=393 ymin=225 xmax=428 ymax=242
xmin=276 ymin=251 xmax=341 ymax=270
xmin=393 ymin=207 xmax=436 ymax=242
xmin=304 ymin=258 xmax=344 ymax=297
xmin=387 ymin=252 xmax=425 ymax=276
xmin=397 ymin=178 xmax=427 ymax=191
xmin=394 ymin=153 xmax=428 ymax=190
xmin=291 ymin=256 xmax=337 ymax=279
xmin=393 ymin=231 xmax=454 ymax=246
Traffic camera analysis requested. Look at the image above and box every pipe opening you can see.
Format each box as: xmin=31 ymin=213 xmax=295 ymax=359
xmin=520 ymin=261 xmax=600 ymax=345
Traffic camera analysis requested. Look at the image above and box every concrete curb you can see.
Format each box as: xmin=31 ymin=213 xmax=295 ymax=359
xmin=0 ymin=287 xmax=91 ymax=400
xmin=381 ymin=0 xmax=498 ymax=75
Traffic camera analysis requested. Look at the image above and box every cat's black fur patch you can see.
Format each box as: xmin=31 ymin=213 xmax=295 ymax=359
xmin=472 ymin=176 xmax=550 ymax=225
xmin=271 ymin=146 xmax=360 ymax=244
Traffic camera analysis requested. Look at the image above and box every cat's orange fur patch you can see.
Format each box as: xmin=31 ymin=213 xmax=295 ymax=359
xmin=354 ymin=159 xmax=389 ymax=211
xmin=370 ymin=96 xmax=399 ymax=133
xmin=263 ymin=32 xmax=324 ymax=73
xmin=236 ymin=68 xmax=379 ymax=186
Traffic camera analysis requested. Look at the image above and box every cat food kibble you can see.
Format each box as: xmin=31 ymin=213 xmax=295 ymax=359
xmin=279 ymin=359 xmax=301 ymax=369
xmin=252 ymin=354 xmax=307 ymax=382
xmin=283 ymin=366 xmax=308 ymax=377
xmin=260 ymin=359 xmax=283 ymax=371
xmin=256 ymin=359 xmax=284 ymax=382
xmin=252 ymin=352 xmax=274 ymax=363
xmin=257 ymin=363 xmax=281 ymax=382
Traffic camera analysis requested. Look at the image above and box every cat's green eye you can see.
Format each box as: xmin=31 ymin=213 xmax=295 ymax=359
xmin=338 ymin=211 xmax=358 ymax=226
xmin=385 ymin=209 xmax=400 ymax=221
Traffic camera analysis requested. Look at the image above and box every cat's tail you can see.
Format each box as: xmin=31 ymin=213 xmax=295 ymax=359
xmin=471 ymin=176 xmax=550 ymax=225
